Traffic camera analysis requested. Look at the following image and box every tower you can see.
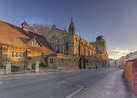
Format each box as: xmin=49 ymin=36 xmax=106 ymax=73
xmin=68 ymin=18 xmax=76 ymax=34
xmin=96 ymin=35 xmax=106 ymax=54
xmin=21 ymin=20 xmax=28 ymax=32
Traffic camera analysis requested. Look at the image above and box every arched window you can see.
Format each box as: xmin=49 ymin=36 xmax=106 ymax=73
xmin=50 ymin=36 xmax=59 ymax=44
xmin=66 ymin=42 xmax=68 ymax=50
xmin=50 ymin=36 xmax=60 ymax=53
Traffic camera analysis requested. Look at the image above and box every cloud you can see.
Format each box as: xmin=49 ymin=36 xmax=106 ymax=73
xmin=108 ymin=48 xmax=129 ymax=59
xmin=112 ymin=49 xmax=129 ymax=54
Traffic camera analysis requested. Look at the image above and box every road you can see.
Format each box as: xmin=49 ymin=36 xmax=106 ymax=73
xmin=0 ymin=66 xmax=118 ymax=98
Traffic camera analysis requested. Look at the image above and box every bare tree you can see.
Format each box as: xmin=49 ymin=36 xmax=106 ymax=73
xmin=28 ymin=23 xmax=51 ymax=37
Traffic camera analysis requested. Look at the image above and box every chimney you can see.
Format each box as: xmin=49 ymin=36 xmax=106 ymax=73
xmin=21 ymin=20 xmax=28 ymax=32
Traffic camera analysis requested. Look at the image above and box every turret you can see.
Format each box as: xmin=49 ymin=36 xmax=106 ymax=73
xmin=68 ymin=18 xmax=76 ymax=34
xmin=21 ymin=20 xmax=28 ymax=32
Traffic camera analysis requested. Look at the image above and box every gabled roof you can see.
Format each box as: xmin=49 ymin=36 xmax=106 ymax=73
xmin=0 ymin=20 xmax=54 ymax=54
xmin=26 ymin=36 xmax=42 ymax=47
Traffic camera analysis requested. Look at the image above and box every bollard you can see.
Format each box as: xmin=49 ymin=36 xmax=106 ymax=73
xmin=35 ymin=60 xmax=39 ymax=73
xmin=5 ymin=59 xmax=11 ymax=74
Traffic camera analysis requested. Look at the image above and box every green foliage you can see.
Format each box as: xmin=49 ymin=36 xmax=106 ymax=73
xmin=0 ymin=65 xmax=5 ymax=69
xmin=11 ymin=65 xmax=20 ymax=72
xmin=39 ymin=63 xmax=46 ymax=68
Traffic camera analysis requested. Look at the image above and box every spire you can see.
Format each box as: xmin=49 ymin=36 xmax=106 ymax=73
xmin=21 ymin=20 xmax=28 ymax=32
xmin=68 ymin=17 xmax=76 ymax=34
xmin=71 ymin=17 xmax=73 ymax=22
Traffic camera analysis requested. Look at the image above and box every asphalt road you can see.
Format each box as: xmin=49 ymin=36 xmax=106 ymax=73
xmin=0 ymin=66 xmax=118 ymax=98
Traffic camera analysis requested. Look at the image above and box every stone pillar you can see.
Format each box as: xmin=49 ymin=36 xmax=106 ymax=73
xmin=35 ymin=60 xmax=39 ymax=73
xmin=5 ymin=59 xmax=11 ymax=74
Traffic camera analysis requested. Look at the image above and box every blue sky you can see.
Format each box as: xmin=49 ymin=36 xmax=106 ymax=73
xmin=0 ymin=0 xmax=137 ymax=59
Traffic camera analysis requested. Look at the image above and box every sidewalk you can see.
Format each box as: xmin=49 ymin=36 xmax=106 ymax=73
xmin=75 ymin=69 xmax=136 ymax=98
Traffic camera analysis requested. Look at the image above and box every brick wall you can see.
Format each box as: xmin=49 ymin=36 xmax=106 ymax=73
xmin=124 ymin=59 xmax=137 ymax=96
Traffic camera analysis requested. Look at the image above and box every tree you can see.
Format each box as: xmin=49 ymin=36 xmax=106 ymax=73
xmin=28 ymin=23 xmax=51 ymax=37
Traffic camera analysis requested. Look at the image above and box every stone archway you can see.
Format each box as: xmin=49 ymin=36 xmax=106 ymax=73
xmin=79 ymin=58 xmax=82 ymax=69
xmin=83 ymin=58 xmax=86 ymax=69
xmin=79 ymin=56 xmax=87 ymax=69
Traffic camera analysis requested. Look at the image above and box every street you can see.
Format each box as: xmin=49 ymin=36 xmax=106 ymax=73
xmin=0 ymin=66 xmax=133 ymax=98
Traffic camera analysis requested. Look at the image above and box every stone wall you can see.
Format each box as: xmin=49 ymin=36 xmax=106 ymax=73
xmin=0 ymin=69 xmax=5 ymax=75
xmin=47 ymin=54 xmax=78 ymax=70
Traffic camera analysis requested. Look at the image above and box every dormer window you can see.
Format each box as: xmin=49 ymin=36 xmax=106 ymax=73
xmin=28 ymin=38 xmax=41 ymax=47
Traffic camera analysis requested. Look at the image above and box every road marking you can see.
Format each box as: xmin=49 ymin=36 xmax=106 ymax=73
xmin=0 ymin=82 xmax=2 ymax=84
xmin=66 ymin=85 xmax=84 ymax=98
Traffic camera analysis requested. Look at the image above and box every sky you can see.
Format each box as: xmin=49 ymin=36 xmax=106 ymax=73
xmin=0 ymin=0 xmax=137 ymax=59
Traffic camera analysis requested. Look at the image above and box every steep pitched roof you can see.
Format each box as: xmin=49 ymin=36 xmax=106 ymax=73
xmin=0 ymin=20 xmax=54 ymax=53
xmin=26 ymin=36 xmax=42 ymax=47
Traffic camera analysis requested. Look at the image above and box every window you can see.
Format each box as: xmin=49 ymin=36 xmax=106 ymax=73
xmin=10 ymin=52 xmax=24 ymax=58
xmin=18 ymin=53 xmax=21 ymax=57
xmin=61 ymin=58 xmax=63 ymax=63
xmin=50 ymin=36 xmax=59 ymax=44
xmin=51 ymin=39 xmax=54 ymax=43
xmin=14 ymin=52 xmax=16 ymax=57
xmin=16 ymin=52 xmax=18 ymax=57
xmin=32 ymin=40 xmax=34 ymax=45
xmin=2 ymin=48 xmax=8 ymax=54
xmin=55 ymin=45 xmax=59 ymax=53
xmin=28 ymin=38 xmax=41 ymax=47
xmin=10 ymin=52 xmax=14 ymax=57
xmin=55 ymin=38 xmax=58 ymax=43
xmin=50 ymin=58 xmax=54 ymax=63
xmin=66 ymin=42 xmax=68 ymax=50
xmin=50 ymin=36 xmax=60 ymax=53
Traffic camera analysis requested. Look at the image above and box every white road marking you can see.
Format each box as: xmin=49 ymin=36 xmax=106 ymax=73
xmin=0 ymin=82 xmax=2 ymax=84
xmin=66 ymin=85 xmax=84 ymax=98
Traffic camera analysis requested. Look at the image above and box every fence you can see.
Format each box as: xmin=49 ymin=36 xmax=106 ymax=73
xmin=124 ymin=59 xmax=137 ymax=96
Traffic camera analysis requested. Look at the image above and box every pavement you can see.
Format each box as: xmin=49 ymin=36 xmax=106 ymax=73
xmin=75 ymin=69 xmax=136 ymax=98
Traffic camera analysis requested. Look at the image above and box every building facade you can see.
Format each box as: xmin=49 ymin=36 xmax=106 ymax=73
xmin=0 ymin=20 xmax=54 ymax=70
xmin=0 ymin=19 xmax=109 ymax=70
xmin=116 ymin=51 xmax=137 ymax=67
xmin=46 ymin=18 xmax=109 ymax=70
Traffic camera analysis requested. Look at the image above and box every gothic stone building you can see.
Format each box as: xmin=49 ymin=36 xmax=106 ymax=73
xmin=0 ymin=19 xmax=109 ymax=70
xmin=46 ymin=18 xmax=109 ymax=70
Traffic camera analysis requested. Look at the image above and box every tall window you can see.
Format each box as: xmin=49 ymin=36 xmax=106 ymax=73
xmin=10 ymin=52 xmax=24 ymax=58
xmin=66 ymin=42 xmax=68 ymax=50
xmin=50 ymin=36 xmax=59 ymax=44
xmin=55 ymin=45 xmax=59 ymax=53
xmin=50 ymin=36 xmax=60 ymax=53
